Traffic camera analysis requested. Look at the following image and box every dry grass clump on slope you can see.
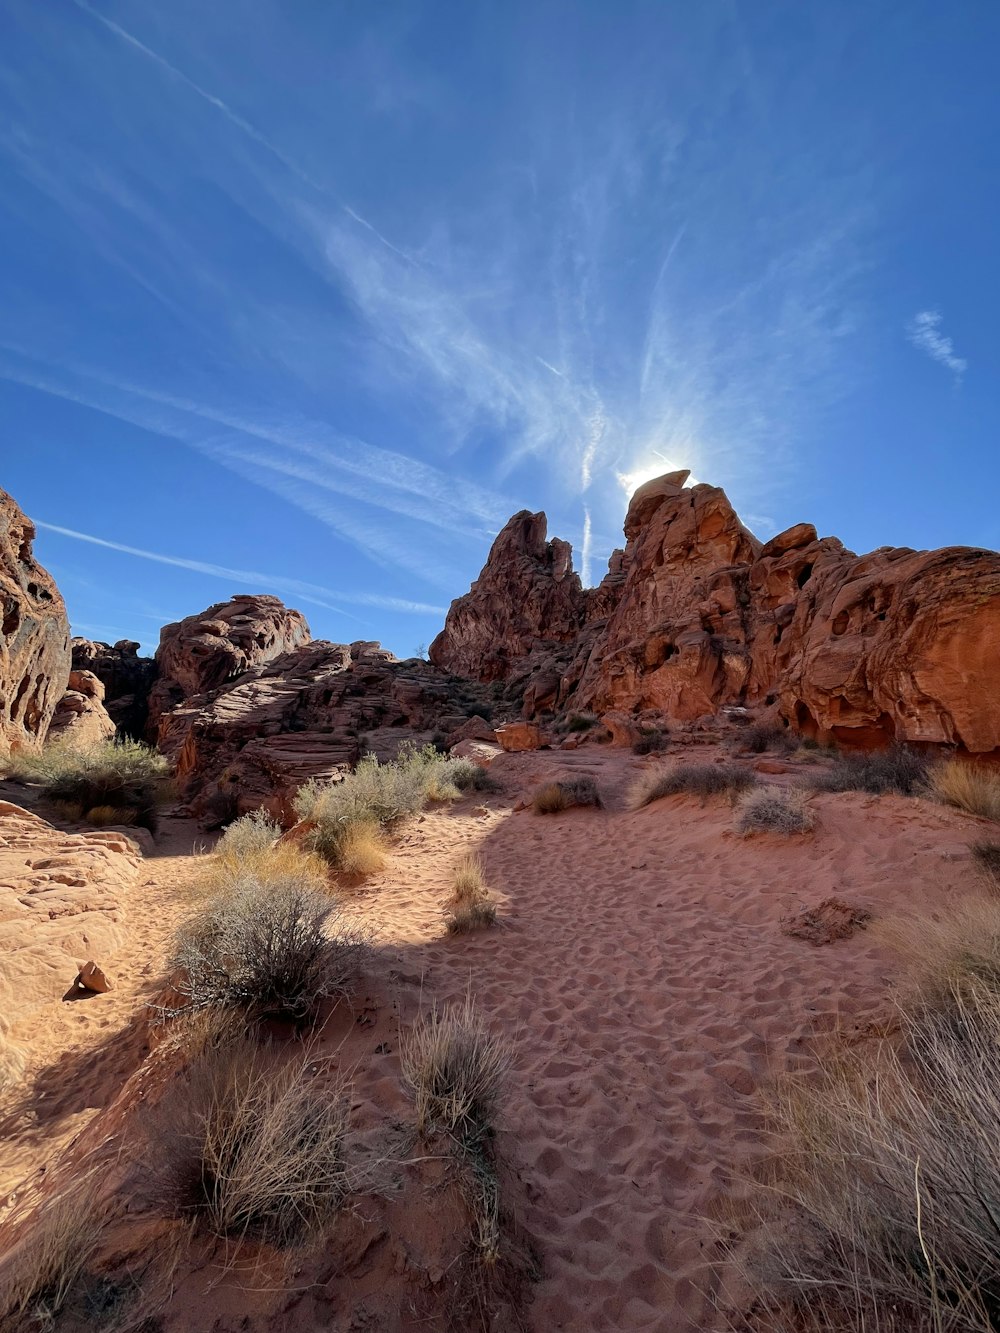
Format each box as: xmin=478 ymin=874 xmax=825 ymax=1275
xmin=809 ymin=743 xmax=929 ymax=796
xmin=746 ymin=894 xmax=1000 ymax=1332
xmin=400 ymin=997 xmax=511 ymax=1142
xmin=170 ymin=872 xmax=369 ymax=1025
xmin=293 ymin=742 xmax=483 ymax=871
xmin=629 ymin=761 xmax=756 ymax=809
xmin=736 ymin=786 xmax=814 ymax=836
xmin=446 ymin=853 xmax=498 ymax=933
xmin=151 ymin=1035 xmax=350 ymax=1246
xmin=971 ymin=839 xmax=1000 ymax=889
xmin=4 ymin=737 xmax=171 ymax=832
xmin=929 ymin=759 xmax=1000 ymax=822
xmin=532 ymin=775 xmax=602 ymax=814
xmin=0 ymin=1176 xmax=100 ymax=1330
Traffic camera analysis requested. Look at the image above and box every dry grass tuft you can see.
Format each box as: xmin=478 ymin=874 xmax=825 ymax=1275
xmin=929 ymin=759 xmax=1000 ymax=822
xmin=632 ymin=728 xmax=669 ymax=755
xmin=736 ymin=786 xmax=814 ymax=836
xmin=334 ymin=819 xmax=388 ymax=877
xmin=0 ymin=1174 xmax=102 ymax=1328
xmin=532 ymin=776 xmax=602 ymax=815
xmin=199 ymin=835 xmax=330 ymax=898
xmin=747 ymin=894 xmax=1000 ymax=1332
xmin=169 ymin=872 xmax=369 ymax=1024
xmin=971 ymin=839 xmax=1000 ymax=889
xmin=810 ymin=743 xmax=928 ymax=796
xmin=152 ymin=1037 xmax=350 ymax=1245
xmin=445 ymin=854 xmax=498 ymax=933
xmin=400 ymin=998 xmax=511 ymax=1141
xmin=629 ymin=761 xmax=757 ymax=809
xmin=741 ymin=722 xmax=795 ymax=754
xmin=84 ymin=803 xmax=138 ymax=827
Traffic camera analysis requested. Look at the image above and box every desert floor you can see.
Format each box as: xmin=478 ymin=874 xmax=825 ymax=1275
xmin=1 ymin=746 xmax=991 ymax=1332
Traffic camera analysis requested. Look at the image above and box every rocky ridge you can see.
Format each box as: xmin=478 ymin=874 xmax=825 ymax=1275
xmin=432 ymin=471 xmax=1000 ymax=753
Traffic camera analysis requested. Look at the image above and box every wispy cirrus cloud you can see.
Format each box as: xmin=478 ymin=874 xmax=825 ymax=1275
xmin=35 ymin=520 xmax=446 ymax=618
xmin=907 ymin=310 xmax=967 ymax=380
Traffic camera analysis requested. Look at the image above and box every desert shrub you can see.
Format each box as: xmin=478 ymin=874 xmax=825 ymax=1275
xmin=334 ymin=819 xmax=388 ymax=876
xmin=741 ymin=721 xmax=794 ymax=754
xmin=632 ymin=728 xmax=669 ymax=755
xmin=532 ymin=775 xmax=602 ymax=815
xmin=294 ymin=742 xmax=469 ymax=869
xmin=5 ymin=738 xmax=171 ymax=832
xmin=0 ymin=1179 xmax=100 ymax=1328
xmin=400 ymin=998 xmax=511 ymax=1141
xmin=736 ymin=786 xmax=814 ymax=836
xmin=446 ymin=758 xmax=502 ymax=793
xmin=216 ymin=809 xmax=282 ymax=863
xmin=810 ymin=744 xmax=929 ymax=797
xmin=446 ymin=854 xmax=498 ymax=933
xmin=566 ymin=712 xmax=598 ymax=733
xmin=629 ymin=762 xmax=757 ymax=809
xmin=170 ymin=873 xmax=369 ymax=1024
xmin=750 ymin=957 xmax=1000 ymax=1333
xmin=157 ymin=1038 xmax=349 ymax=1245
xmin=201 ymin=829 xmax=329 ymax=898
xmin=929 ymin=759 xmax=1000 ymax=822
xmin=972 ymin=840 xmax=1000 ymax=888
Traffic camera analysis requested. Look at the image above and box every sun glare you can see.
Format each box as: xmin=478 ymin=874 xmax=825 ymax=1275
xmin=615 ymin=457 xmax=700 ymax=497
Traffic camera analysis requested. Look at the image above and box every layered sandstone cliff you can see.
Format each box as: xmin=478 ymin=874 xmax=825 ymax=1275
xmin=0 ymin=489 xmax=71 ymax=757
xmin=432 ymin=471 xmax=1000 ymax=753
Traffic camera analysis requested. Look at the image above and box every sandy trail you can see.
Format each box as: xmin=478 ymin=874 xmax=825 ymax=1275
xmin=1 ymin=751 xmax=991 ymax=1331
xmin=349 ymin=748 xmax=986 ymax=1331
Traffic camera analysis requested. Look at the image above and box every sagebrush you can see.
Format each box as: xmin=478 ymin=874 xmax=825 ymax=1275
xmin=170 ymin=872 xmax=369 ymax=1023
xmin=4 ymin=738 xmax=171 ymax=831
xmin=810 ymin=744 xmax=928 ymax=797
xmin=736 ymin=786 xmax=814 ymax=836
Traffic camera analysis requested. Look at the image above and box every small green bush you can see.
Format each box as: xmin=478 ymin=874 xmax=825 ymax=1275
xmin=566 ymin=713 xmax=598 ymax=733
xmin=632 ymin=728 xmax=669 ymax=755
xmin=216 ymin=810 xmax=282 ymax=862
xmin=5 ymin=738 xmax=171 ymax=832
xmin=741 ymin=722 xmax=794 ymax=754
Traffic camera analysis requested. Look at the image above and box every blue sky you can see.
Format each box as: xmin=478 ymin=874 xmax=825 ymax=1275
xmin=2 ymin=1 xmax=998 ymax=658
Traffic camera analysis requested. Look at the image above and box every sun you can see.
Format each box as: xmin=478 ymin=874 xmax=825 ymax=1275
xmin=615 ymin=454 xmax=700 ymax=497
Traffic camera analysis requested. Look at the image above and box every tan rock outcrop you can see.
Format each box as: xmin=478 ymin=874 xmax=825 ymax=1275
xmin=0 ymin=490 xmax=71 ymax=757
xmin=49 ymin=669 xmax=116 ymax=747
xmin=435 ymin=472 xmax=1000 ymax=753
xmin=0 ymin=800 xmax=140 ymax=1080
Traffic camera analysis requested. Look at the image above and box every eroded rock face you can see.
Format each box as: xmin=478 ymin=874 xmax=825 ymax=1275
xmin=71 ymin=638 xmax=157 ymax=738
xmin=0 ymin=490 xmax=71 ymax=757
xmin=147 ymin=595 xmax=311 ymax=735
xmin=430 ymin=511 xmax=587 ymax=681
xmin=435 ymin=472 xmax=1000 ymax=753
xmin=154 ymin=633 xmax=502 ymax=823
xmin=48 ymin=668 xmax=117 ymax=747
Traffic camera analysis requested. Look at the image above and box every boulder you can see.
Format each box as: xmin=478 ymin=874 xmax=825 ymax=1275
xmin=495 ymin=721 xmax=543 ymax=752
xmin=0 ymin=489 xmax=71 ymax=757
xmin=48 ymin=669 xmax=116 ymax=747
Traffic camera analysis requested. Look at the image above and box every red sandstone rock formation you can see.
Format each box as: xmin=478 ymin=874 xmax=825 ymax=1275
xmin=153 ymin=628 xmax=502 ymax=823
xmin=48 ymin=668 xmax=116 ymax=747
xmin=434 ymin=471 xmax=1000 ymax=753
xmin=71 ymin=638 xmax=157 ymax=738
xmin=147 ymin=594 xmax=311 ymax=735
xmin=0 ymin=489 xmax=71 ymax=757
